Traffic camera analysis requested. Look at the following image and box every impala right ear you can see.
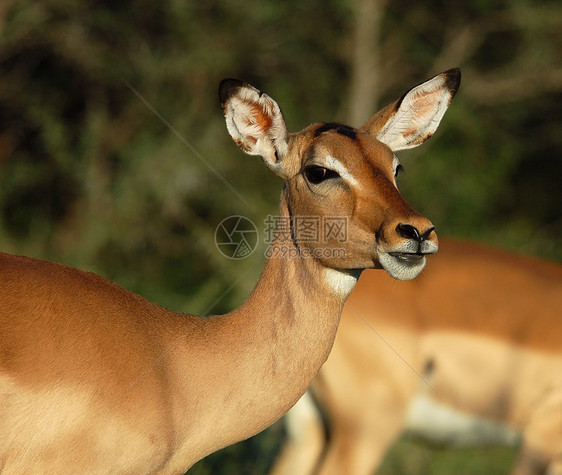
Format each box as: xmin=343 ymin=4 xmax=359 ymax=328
xmin=361 ymin=68 xmax=461 ymax=151
xmin=219 ymin=79 xmax=289 ymax=178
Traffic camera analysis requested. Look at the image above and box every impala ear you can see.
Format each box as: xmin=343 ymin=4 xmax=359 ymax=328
xmin=361 ymin=68 xmax=461 ymax=151
xmin=219 ymin=79 xmax=289 ymax=178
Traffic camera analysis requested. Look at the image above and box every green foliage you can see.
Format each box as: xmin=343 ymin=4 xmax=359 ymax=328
xmin=0 ymin=0 xmax=560 ymax=473
xmin=190 ymin=421 xmax=284 ymax=475
xmin=378 ymin=435 xmax=518 ymax=475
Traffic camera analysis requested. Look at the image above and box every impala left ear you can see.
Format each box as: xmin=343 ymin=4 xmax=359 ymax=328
xmin=219 ymin=79 xmax=289 ymax=178
xmin=361 ymin=68 xmax=461 ymax=151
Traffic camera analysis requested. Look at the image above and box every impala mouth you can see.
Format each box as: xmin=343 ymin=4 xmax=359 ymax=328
xmin=377 ymin=239 xmax=437 ymax=281
xmin=378 ymin=250 xmax=433 ymax=281
xmin=388 ymin=252 xmax=425 ymax=263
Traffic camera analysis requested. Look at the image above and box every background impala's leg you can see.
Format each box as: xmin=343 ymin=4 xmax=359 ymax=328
xmin=511 ymin=448 xmax=549 ymax=475
xmin=512 ymin=395 xmax=562 ymax=475
xmin=547 ymin=459 xmax=562 ymax=475
xmin=270 ymin=392 xmax=326 ymax=475
xmin=315 ymin=384 xmax=407 ymax=475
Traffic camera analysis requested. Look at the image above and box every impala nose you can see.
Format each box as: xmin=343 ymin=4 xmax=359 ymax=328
xmin=396 ymin=224 xmax=436 ymax=243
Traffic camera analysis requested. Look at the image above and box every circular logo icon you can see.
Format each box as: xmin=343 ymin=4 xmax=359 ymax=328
xmin=215 ymin=215 xmax=258 ymax=259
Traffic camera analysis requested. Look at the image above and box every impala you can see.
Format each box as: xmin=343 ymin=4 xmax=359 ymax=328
xmin=272 ymin=239 xmax=562 ymax=475
xmin=0 ymin=69 xmax=460 ymax=473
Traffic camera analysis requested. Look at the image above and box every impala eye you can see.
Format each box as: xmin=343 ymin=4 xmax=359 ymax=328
xmin=394 ymin=164 xmax=404 ymax=178
xmin=305 ymin=166 xmax=340 ymax=184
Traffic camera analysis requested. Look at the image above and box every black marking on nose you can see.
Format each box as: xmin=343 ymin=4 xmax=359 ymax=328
xmin=421 ymin=226 xmax=436 ymax=241
xmin=396 ymin=224 xmax=435 ymax=242
xmin=314 ymin=122 xmax=357 ymax=140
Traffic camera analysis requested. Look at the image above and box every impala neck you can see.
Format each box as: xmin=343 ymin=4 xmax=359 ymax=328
xmin=169 ymin=191 xmax=360 ymax=466
xmin=231 ymin=188 xmax=358 ymax=395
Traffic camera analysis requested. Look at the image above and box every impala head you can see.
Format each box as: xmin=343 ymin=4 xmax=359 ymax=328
xmin=219 ymin=69 xmax=460 ymax=281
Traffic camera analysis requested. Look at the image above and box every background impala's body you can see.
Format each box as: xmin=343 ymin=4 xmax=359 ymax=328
xmin=0 ymin=70 xmax=459 ymax=472
xmin=273 ymin=239 xmax=562 ymax=475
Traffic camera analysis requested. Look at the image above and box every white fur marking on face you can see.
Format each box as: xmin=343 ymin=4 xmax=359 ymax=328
xmin=325 ymin=155 xmax=358 ymax=186
xmin=323 ymin=268 xmax=358 ymax=297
